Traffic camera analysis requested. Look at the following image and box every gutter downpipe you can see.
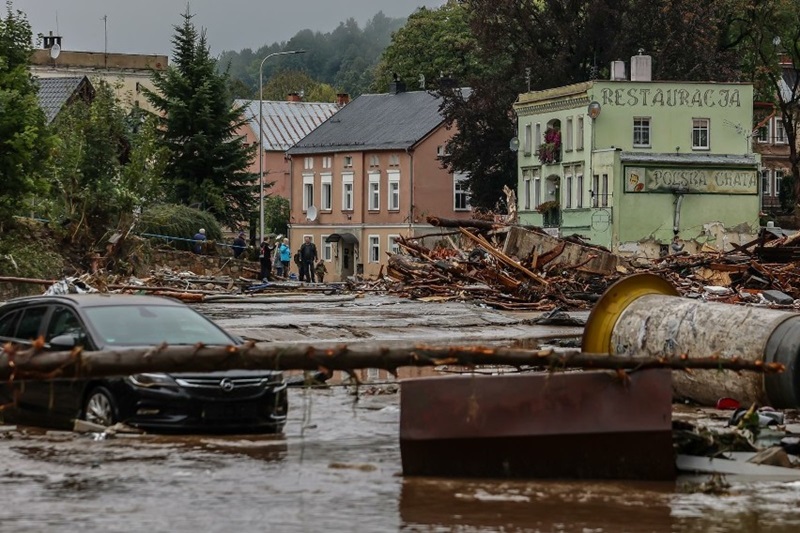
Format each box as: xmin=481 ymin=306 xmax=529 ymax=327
xmin=288 ymin=153 xmax=294 ymax=242
xmin=406 ymin=147 xmax=414 ymax=237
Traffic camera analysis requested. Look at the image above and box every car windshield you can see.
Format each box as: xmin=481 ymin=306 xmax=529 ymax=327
xmin=83 ymin=304 xmax=234 ymax=347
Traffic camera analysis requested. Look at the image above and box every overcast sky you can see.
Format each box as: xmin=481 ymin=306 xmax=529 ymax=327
xmin=14 ymin=0 xmax=445 ymax=56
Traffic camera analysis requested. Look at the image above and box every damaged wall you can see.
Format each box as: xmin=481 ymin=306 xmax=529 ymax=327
xmin=616 ymin=220 xmax=758 ymax=258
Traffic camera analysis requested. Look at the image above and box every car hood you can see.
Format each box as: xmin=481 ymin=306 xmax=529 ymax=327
xmin=166 ymin=369 xmax=283 ymax=379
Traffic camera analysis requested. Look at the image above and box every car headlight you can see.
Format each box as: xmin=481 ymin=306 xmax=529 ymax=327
xmin=128 ymin=373 xmax=179 ymax=389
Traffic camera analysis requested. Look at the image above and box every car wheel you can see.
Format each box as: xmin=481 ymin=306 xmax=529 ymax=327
xmin=83 ymin=387 xmax=117 ymax=427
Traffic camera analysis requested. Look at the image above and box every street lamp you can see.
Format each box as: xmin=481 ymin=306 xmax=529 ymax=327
xmin=258 ymin=49 xmax=306 ymax=244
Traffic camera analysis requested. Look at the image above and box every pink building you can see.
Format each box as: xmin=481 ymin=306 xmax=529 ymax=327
xmin=286 ymin=82 xmax=472 ymax=281
xmin=234 ymin=95 xmax=344 ymax=202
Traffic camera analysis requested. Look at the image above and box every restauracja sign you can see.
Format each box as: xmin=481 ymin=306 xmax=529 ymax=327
xmin=625 ymin=167 xmax=756 ymax=194
xmin=600 ymin=87 xmax=742 ymax=108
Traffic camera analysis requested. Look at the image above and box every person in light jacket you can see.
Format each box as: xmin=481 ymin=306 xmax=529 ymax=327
xmin=278 ymin=238 xmax=292 ymax=276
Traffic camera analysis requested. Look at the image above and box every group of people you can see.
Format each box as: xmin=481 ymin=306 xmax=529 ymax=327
xmin=258 ymin=235 xmax=327 ymax=283
xmin=194 ymin=228 xmax=328 ymax=283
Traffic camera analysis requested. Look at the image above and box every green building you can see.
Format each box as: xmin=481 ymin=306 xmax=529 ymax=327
xmin=513 ymin=54 xmax=760 ymax=257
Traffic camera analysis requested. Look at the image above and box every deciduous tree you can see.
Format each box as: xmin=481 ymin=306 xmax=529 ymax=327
xmin=0 ymin=4 xmax=50 ymax=225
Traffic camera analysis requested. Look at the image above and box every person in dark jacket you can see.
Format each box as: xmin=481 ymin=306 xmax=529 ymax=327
xmin=299 ymin=236 xmax=318 ymax=283
xmin=192 ymin=228 xmax=206 ymax=254
xmin=232 ymin=232 xmax=247 ymax=259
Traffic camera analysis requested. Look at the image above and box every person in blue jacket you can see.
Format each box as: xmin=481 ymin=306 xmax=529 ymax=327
xmin=279 ymin=237 xmax=292 ymax=276
xmin=193 ymin=228 xmax=206 ymax=254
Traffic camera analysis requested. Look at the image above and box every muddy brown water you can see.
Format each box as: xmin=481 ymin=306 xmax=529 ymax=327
xmin=2 ymin=296 xmax=800 ymax=531
xmin=2 ymin=388 xmax=800 ymax=532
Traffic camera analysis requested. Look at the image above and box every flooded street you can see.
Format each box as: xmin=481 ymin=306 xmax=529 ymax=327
xmin=3 ymin=387 xmax=800 ymax=532
xmin=2 ymin=296 xmax=800 ymax=531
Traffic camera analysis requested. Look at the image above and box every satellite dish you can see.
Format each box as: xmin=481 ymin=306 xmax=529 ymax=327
xmin=307 ymin=205 xmax=318 ymax=222
xmin=49 ymin=43 xmax=61 ymax=60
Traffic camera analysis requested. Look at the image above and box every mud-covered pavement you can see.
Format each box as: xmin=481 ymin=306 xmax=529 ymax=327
xmin=2 ymin=387 xmax=800 ymax=532
xmin=3 ymin=295 xmax=800 ymax=531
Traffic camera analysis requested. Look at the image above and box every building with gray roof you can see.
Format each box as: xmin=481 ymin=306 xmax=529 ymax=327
xmin=36 ymin=76 xmax=94 ymax=124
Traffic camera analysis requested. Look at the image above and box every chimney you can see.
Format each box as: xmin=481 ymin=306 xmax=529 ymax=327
xmin=610 ymin=60 xmax=626 ymax=81
xmin=287 ymin=92 xmax=302 ymax=102
xmin=336 ymin=93 xmax=350 ymax=106
xmin=630 ymin=51 xmax=652 ymax=82
xmin=43 ymin=31 xmax=63 ymax=49
xmin=389 ymin=73 xmax=406 ymax=95
xmin=438 ymin=75 xmax=458 ymax=90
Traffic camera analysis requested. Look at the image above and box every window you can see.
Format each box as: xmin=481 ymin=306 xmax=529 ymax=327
xmin=535 ymin=123 xmax=542 ymax=150
xmin=342 ymin=172 xmax=354 ymax=210
xmin=389 ymin=235 xmax=401 ymax=255
xmin=366 ymin=367 xmax=380 ymax=380
xmin=601 ymin=174 xmax=609 ymax=207
xmin=761 ymin=169 xmax=771 ymax=196
xmin=302 ymin=173 xmax=314 ymax=211
xmin=564 ymin=171 xmax=572 ymax=208
xmin=775 ymin=119 xmax=787 ymax=144
xmin=576 ymin=171 xmax=584 ymax=208
xmin=320 ymin=235 xmax=332 ymax=261
xmin=388 ymin=170 xmax=400 ymax=211
xmin=343 ymin=156 xmax=353 ymax=168
xmin=389 ymin=154 xmax=400 ymax=167
xmin=533 ymin=170 xmax=541 ymax=208
xmin=692 ymin=119 xmax=710 ymax=150
xmin=369 ymin=235 xmax=380 ymax=263
xmin=0 ymin=310 xmax=20 ymax=337
xmin=320 ymin=173 xmax=332 ymax=210
xmin=46 ymin=306 xmax=84 ymax=342
xmin=523 ymin=170 xmax=531 ymax=210
xmin=454 ymin=173 xmax=470 ymax=211
xmin=322 ymin=156 xmax=332 ymax=169
xmin=16 ymin=306 xmax=48 ymax=341
xmin=437 ymin=145 xmax=445 ymax=157
xmin=592 ymin=175 xmax=600 ymax=207
xmin=775 ymin=170 xmax=785 ymax=196
xmin=368 ymin=171 xmax=380 ymax=211
xmin=565 ymin=117 xmax=573 ymax=151
xmin=523 ymin=123 xmax=532 ymax=155
xmin=757 ymin=123 xmax=769 ymax=143
xmin=576 ymin=116 xmax=584 ymax=150
xmin=303 ymin=157 xmax=313 ymax=170
xmin=633 ymin=117 xmax=651 ymax=147
xmin=369 ymin=155 xmax=380 ymax=167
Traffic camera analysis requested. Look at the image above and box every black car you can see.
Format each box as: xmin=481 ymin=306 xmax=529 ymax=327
xmin=0 ymin=294 xmax=287 ymax=433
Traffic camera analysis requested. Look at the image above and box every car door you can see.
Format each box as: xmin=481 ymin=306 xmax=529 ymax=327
xmin=4 ymin=304 xmax=52 ymax=419
xmin=44 ymin=305 xmax=92 ymax=420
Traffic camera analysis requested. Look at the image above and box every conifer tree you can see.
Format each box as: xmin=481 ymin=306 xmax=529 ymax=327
xmin=145 ymin=9 xmax=256 ymax=230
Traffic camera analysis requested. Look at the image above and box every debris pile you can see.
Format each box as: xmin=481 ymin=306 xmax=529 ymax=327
xmin=379 ymin=218 xmax=800 ymax=311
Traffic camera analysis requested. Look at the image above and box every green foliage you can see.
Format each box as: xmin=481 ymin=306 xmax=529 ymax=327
xmin=373 ymin=4 xmax=480 ymax=92
xmin=0 ymin=4 xmax=51 ymax=224
xmin=138 ymin=204 xmax=221 ymax=251
xmin=145 ymin=9 xmax=257 ymax=231
xmin=261 ymin=70 xmax=337 ymax=102
xmin=45 ymin=80 xmax=131 ymax=242
xmin=0 ymin=219 xmax=64 ymax=282
xmin=120 ymin=110 xmax=168 ymax=208
xmin=263 ymin=195 xmax=290 ymax=236
xmin=220 ymin=12 xmax=406 ymax=98
xmin=729 ymin=0 xmax=800 ymax=211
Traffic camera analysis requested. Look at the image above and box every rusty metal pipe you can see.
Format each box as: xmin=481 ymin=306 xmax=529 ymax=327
xmin=583 ymin=274 xmax=800 ymax=407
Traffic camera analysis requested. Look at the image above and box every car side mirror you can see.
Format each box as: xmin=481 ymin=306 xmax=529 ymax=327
xmin=49 ymin=334 xmax=77 ymax=350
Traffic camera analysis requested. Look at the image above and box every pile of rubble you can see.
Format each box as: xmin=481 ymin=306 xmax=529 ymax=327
xmin=378 ymin=217 xmax=800 ymax=311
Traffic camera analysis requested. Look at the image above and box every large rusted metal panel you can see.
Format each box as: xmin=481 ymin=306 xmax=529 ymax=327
xmin=400 ymin=369 xmax=674 ymax=480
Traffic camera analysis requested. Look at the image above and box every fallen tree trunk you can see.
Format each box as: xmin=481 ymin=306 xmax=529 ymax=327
xmin=0 ymin=342 xmax=783 ymax=381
